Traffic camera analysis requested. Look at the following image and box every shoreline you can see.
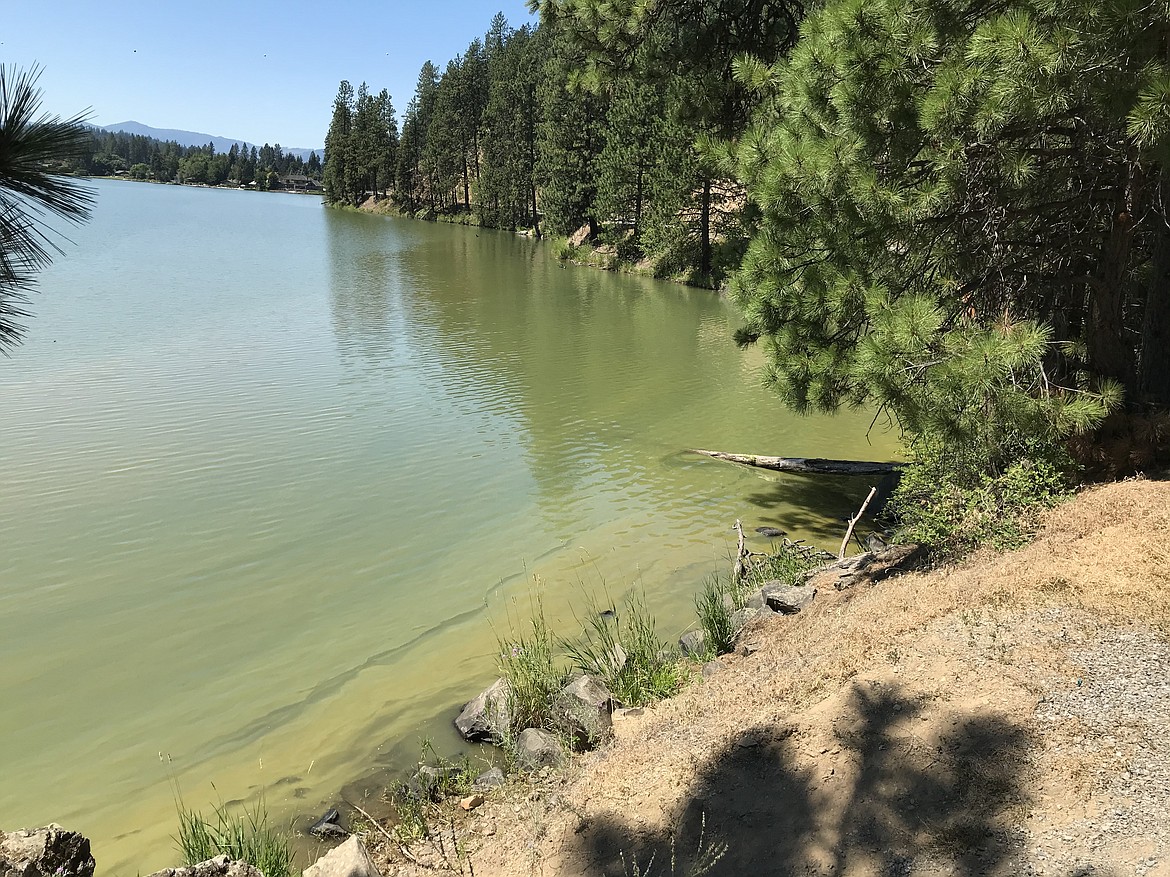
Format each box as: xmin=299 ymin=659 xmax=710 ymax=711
xmin=356 ymin=476 xmax=1170 ymax=876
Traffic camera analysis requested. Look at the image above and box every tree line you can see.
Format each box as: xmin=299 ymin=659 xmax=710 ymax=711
xmin=322 ymin=8 xmax=787 ymax=284
xmin=325 ymin=1 xmax=1168 ymax=479
xmin=64 ymin=129 xmax=321 ymax=189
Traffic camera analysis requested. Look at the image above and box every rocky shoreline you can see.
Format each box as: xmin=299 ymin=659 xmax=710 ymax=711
xmin=9 ymin=477 xmax=1169 ymax=877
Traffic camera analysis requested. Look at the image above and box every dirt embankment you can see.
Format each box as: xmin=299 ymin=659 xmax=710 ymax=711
xmin=370 ymin=477 xmax=1170 ymax=877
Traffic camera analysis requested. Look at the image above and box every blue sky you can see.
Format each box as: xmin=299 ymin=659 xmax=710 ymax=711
xmin=4 ymin=1 xmax=537 ymax=150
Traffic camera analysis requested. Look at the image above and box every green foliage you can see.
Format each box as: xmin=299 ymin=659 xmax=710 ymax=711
xmin=890 ymin=435 xmax=1074 ymax=560
xmin=497 ymin=606 xmax=572 ymax=733
xmin=732 ymin=0 xmax=1170 ymax=450
xmin=0 ymin=65 xmax=94 ymax=350
xmin=743 ymin=542 xmax=824 ymax=589
xmin=175 ymin=799 xmax=294 ymax=877
xmin=693 ymin=574 xmax=737 ymax=657
xmin=561 ymin=591 xmax=685 ymax=707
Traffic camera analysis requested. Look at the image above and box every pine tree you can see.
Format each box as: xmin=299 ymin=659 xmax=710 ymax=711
xmin=322 ymin=80 xmax=354 ymax=204
xmin=536 ymin=34 xmax=606 ymax=237
xmin=0 ymin=65 xmax=93 ymax=349
xmin=731 ymin=0 xmax=1170 ymax=459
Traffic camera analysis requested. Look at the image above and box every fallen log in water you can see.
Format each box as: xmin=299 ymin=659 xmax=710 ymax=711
xmin=690 ymin=449 xmax=903 ymax=476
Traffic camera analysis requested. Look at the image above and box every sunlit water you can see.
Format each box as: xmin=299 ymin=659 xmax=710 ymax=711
xmin=0 ymin=180 xmax=897 ymax=873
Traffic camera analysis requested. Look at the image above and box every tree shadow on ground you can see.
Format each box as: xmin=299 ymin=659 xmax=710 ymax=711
xmin=573 ymin=682 xmax=1037 ymax=876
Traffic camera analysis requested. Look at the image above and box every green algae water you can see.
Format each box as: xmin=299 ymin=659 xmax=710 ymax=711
xmin=0 ymin=180 xmax=897 ymax=873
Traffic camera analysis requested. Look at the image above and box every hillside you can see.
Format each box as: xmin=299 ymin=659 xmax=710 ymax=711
xmin=367 ymin=477 xmax=1170 ymax=877
xmin=99 ymin=121 xmax=322 ymax=161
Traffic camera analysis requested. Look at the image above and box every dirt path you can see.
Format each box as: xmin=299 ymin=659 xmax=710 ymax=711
xmin=370 ymin=478 xmax=1170 ymax=877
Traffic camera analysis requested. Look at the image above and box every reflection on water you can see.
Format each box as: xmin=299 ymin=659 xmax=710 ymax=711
xmin=0 ymin=181 xmax=897 ymax=875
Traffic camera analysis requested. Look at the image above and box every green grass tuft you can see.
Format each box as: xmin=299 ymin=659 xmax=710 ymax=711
xmin=175 ymin=798 xmax=295 ymax=877
xmin=562 ymin=591 xmax=685 ymax=707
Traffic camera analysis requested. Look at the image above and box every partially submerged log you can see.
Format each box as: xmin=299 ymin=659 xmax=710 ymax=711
xmin=690 ymin=449 xmax=902 ymax=477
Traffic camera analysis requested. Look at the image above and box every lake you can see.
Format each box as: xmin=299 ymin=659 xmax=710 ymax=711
xmin=0 ymin=179 xmax=897 ymax=873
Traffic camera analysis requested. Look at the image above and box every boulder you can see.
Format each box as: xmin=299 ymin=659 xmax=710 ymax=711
xmin=679 ymin=629 xmax=707 ymax=657
xmin=514 ymin=728 xmax=565 ymax=771
xmin=454 ymin=677 xmax=512 ymax=743
xmin=473 ymin=767 xmax=505 ymax=790
xmin=761 ymin=583 xmax=817 ymax=614
xmin=730 ymin=606 xmax=764 ymax=636
xmin=554 ymin=674 xmax=615 ymax=749
xmin=1 ymin=826 xmax=95 ymax=877
xmin=144 ymin=856 xmax=262 ymax=877
xmin=303 ymin=837 xmax=381 ymax=877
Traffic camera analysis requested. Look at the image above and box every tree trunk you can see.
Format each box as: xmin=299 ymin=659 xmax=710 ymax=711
xmin=1139 ymin=201 xmax=1170 ymax=405
xmin=700 ymin=177 xmax=712 ymax=276
xmin=690 ymin=449 xmax=902 ymax=476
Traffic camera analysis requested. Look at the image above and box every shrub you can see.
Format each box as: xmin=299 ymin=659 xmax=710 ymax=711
xmin=890 ymin=435 xmax=1074 ymax=560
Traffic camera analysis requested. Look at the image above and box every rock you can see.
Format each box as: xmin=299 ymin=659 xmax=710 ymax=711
xmin=604 ymin=643 xmax=628 ymax=675
xmin=473 ymin=767 xmax=505 ymax=789
xmin=144 ymin=855 xmax=262 ymax=877
xmin=303 ymin=836 xmax=381 ymax=877
xmin=407 ymin=764 xmax=464 ymax=799
xmin=308 ymin=808 xmax=347 ymax=840
xmin=454 ymin=677 xmax=512 ymax=743
xmin=555 ymin=674 xmax=615 ymax=749
xmin=702 ymin=660 xmax=724 ymax=678
xmin=679 ymin=629 xmax=707 ymax=657
xmin=761 ymin=583 xmax=817 ymax=614
xmin=1 ymin=825 xmax=95 ymax=877
xmin=830 ymin=543 xmax=926 ymax=590
xmin=567 ymin=223 xmax=592 ymax=247
xmin=459 ymin=795 xmax=485 ymax=811
xmin=744 ymin=589 xmax=768 ymax=610
xmin=514 ymin=728 xmax=565 ymax=771
xmin=730 ymin=606 xmax=763 ymax=636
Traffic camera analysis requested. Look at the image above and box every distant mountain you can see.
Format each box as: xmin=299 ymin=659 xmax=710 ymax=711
xmin=99 ymin=121 xmax=322 ymax=161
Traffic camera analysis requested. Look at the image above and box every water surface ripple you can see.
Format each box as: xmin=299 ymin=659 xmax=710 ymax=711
xmin=0 ymin=180 xmax=897 ymax=873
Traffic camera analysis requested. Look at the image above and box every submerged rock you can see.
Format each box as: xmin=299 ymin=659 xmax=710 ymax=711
xmin=308 ymin=808 xmax=347 ymax=840
xmin=0 ymin=825 xmax=95 ymax=877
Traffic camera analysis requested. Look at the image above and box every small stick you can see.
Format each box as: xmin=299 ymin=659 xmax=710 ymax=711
xmin=343 ymin=798 xmax=423 ymax=866
xmin=839 ymin=486 xmax=878 ymax=560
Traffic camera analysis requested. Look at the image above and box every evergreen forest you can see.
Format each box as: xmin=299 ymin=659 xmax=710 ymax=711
xmin=63 ymin=128 xmax=321 ymax=190
xmin=324 ymin=0 xmax=1170 ymax=531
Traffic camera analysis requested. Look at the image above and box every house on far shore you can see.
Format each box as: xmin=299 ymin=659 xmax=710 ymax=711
xmin=280 ymin=174 xmax=322 ymax=192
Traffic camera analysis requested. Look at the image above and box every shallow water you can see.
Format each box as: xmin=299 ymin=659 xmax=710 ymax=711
xmin=0 ymin=179 xmax=898 ymax=873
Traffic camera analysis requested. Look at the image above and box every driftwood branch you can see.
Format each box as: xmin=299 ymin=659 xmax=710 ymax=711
xmin=839 ymin=486 xmax=878 ymax=560
xmin=732 ymin=519 xmax=748 ymax=584
xmin=344 ymin=798 xmax=424 ymax=866
xmin=691 ymin=449 xmax=902 ymax=476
